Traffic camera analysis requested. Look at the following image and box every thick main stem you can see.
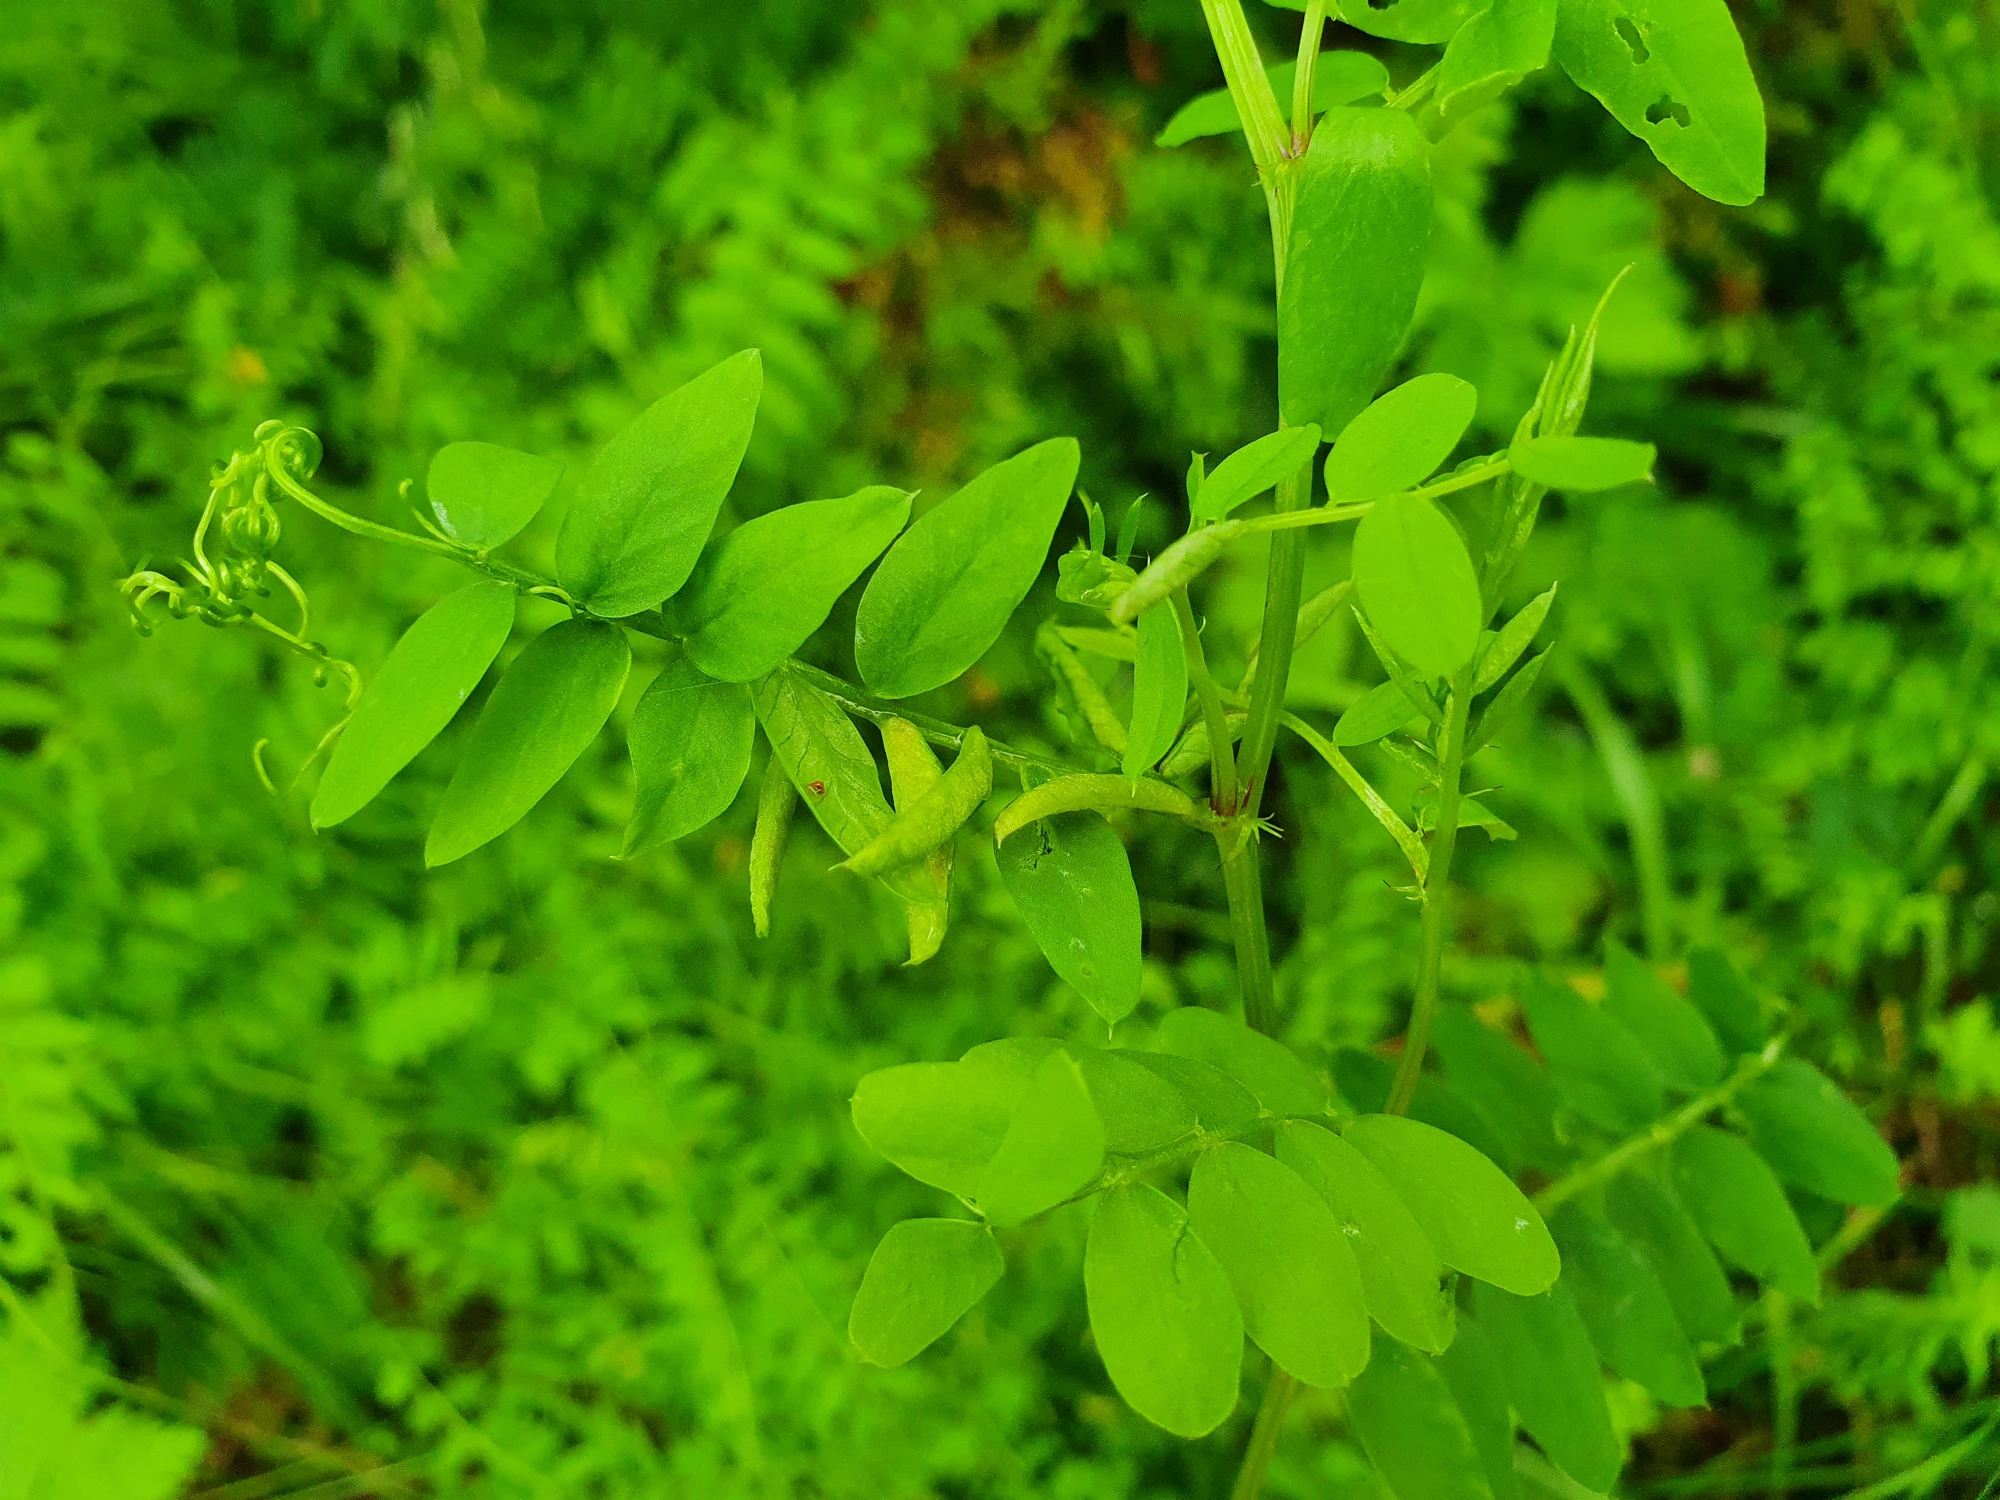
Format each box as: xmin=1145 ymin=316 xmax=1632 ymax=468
xmin=1386 ymin=667 xmax=1473 ymax=1117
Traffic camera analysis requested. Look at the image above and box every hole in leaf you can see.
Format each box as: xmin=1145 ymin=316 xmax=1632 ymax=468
xmin=1366 ymin=0 xmax=1400 ymax=9
xmin=1614 ymin=16 xmax=1651 ymax=63
xmin=1645 ymin=94 xmax=1691 ymax=128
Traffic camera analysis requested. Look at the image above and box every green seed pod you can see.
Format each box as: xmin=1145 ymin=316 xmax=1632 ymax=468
xmin=881 ymin=717 xmax=953 ymax=965
xmin=841 ymin=726 xmax=993 ymax=879
xmin=992 ymin=772 xmax=1213 ymax=847
xmin=1109 ymin=520 xmax=1245 ymax=625
xmin=749 ymin=765 xmax=798 ymax=938
xmin=1036 ymin=623 xmax=1127 ymax=755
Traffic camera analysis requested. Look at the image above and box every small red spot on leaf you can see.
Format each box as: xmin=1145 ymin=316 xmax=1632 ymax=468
xmin=807 ymin=780 xmax=826 ymax=796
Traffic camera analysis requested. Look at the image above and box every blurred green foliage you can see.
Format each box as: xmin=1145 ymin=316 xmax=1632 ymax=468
xmin=1 ymin=0 xmax=1997 ymax=1495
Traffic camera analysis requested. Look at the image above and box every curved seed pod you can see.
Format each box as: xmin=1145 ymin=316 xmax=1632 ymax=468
xmin=882 ymin=718 xmax=953 ymax=966
xmin=1035 ymin=623 xmax=1127 ymax=754
xmin=749 ymin=765 xmax=798 ymax=938
xmin=1109 ymin=520 xmax=1245 ymax=625
xmin=993 ymin=773 xmax=1213 ymax=846
xmin=841 ymin=727 xmax=993 ymax=879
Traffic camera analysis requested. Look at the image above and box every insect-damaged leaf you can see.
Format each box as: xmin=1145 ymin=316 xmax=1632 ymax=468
xmin=1279 ymin=107 xmax=1432 ymax=436
xmin=1123 ymin=604 xmax=1187 ymax=778
xmin=425 ymin=442 xmax=563 ymax=551
xmin=1188 ymin=1142 xmax=1369 ymax=1388
xmin=623 ymin=655 xmax=756 ymax=856
xmin=855 ymin=437 xmax=1080 ymax=699
xmin=313 ymin=582 xmax=515 ymax=829
xmin=1333 ymin=0 xmax=1486 ymax=45
xmin=424 ymin=618 xmax=630 ymax=866
xmin=665 ymin=486 xmax=911 ymax=683
xmin=848 ymin=1219 xmax=1003 ymax=1368
xmin=1552 ymin=0 xmax=1766 ymax=206
xmin=1345 ymin=1114 xmax=1560 ymax=1295
xmin=1085 ymin=1184 xmax=1242 ymax=1438
xmin=555 ymin=349 xmax=762 ymax=617
xmin=1437 ymin=0 xmax=1559 ymax=122
xmin=994 ymin=810 xmax=1143 ymax=1027
xmin=1323 ymin=374 xmax=1477 ymax=503
xmin=1352 ymin=494 xmax=1483 ymax=680
xmin=1347 ymin=1338 xmax=1495 ymax=1500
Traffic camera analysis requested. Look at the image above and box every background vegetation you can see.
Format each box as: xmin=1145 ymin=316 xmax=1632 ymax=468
xmin=2 ymin=0 xmax=1997 ymax=1495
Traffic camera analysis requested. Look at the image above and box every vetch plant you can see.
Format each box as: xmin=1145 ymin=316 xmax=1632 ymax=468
xmin=117 ymin=1 xmax=1905 ymax=1494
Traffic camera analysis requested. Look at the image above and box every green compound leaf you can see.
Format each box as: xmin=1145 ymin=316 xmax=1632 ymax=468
xmin=994 ymin=810 xmax=1143 ymax=1027
xmin=555 ymin=349 xmax=762 ymax=617
xmin=1154 ymin=1007 xmax=1329 ymax=1117
xmin=1157 ymin=54 xmax=1388 ymax=147
xmin=665 ymin=485 xmax=911 ymax=683
xmin=1352 ymin=494 xmax=1484 ymax=680
xmin=1437 ymin=0 xmax=1559 ymax=121
xmin=425 ymin=442 xmax=564 ymax=550
xmin=1123 ymin=604 xmax=1187 ymax=778
xmin=850 ymin=1044 xmax=1043 ymax=1198
xmin=1672 ymin=1125 xmax=1821 ymax=1303
xmin=1345 ymin=1114 xmax=1560 ymax=1295
xmin=749 ymin=665 xmax=932 ymax=906
xmin=1686 ymin=947 xmax=1769 ymax=1055
xmin=1508 ymin=433 xmax=1657 ymax=490
xmin=1604 ymin=1172 xmax=1742 ymax=1346
xmin=1076 ymin=1049 xmax=1200 ymax=1155
xmin=1471 ymin=583 xmax=1557 ymax=695
xmin=1436 ymin=1312 xmax=1522 ymax=1500
xmin=1603 ymin=942 xmax=1727 ymax=1092
xmin=1475 ymin=1281 xmax=1622 ymax=1493
xmin=855 ymin=437 xmax=1080 ymax=699
xmin=1347 ymin=1338 xmax=1495 ymax=1500
xmin=848 ymin=1219 xmax=1004 ymax=1368
xmin=1084 ymin=1184 xmax=1243 ymax=1438
xmin=1551 ymin=1205 xmax=1705 ymax=1407
xmin=975 ymin=1050 xmax=1106 ymax=1227
xmin=1334 ymin=679 xmax=1423 ymax=748
xmin=1428 ymin=1005 xmax=1571 ymax=1175
xmin=1188 ymin=1142 xmax=1369 ymax=1389
xmin=1552 ymin=0 xmax=1766 ymax=206
xmin=1277 ymin=1121 xmax=1454 ymax=1353
xmin=1189 ymin=425 xmax=1321 ymax=521
xmin=1520 ymin=973 xmax=1665 ymax=1134
xmin=312 ymin=582 xmax=515 ymax=830
xmin=1324 ymin=374 xmax=1478 ymax=503
xmin=1125 ymin=1054 xmax=1262 ymax=1134
xmin=1334 ymin=1049 xmax=1515 ymax=1179
xmin=1279 ymin=107 xmax=1432 ymax=436
xmin=622 ymin=656 xmax=756 ymax=856
xmin=1337 ymin=0 xmax=1486 ymax=44
xmin=1736 ymin=1059 xmax=1901 ymax=1208
xmin=424 ymin=618 xmax=630 ymax=867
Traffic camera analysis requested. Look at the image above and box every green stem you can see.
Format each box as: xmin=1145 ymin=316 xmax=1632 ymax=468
xmin=1531 ymin=1038 xmax=1787 ymax=1213
xmin=1172 ymin=587 xmax=1240 ymax=811
xmin=1283 ymin=713 xmax=1428 ymax=883
xmin=1220 ymin=837 xmax=1276 ymax=1032
xmin=1229 ymin=1369 xmax=1298 ymax=1500
xmin=1386 ymin=667 xmax=1473 ymax=1117
xmin=1288 ymin=2 xmax=1328 ymax=151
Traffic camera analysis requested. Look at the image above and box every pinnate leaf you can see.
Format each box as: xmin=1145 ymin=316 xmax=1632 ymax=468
xmin=1347 ymin=1338 xmax=1495 ymax=1500
xmin=1509 ymin=433 xmax=1656 ymax=491
xmin=623 ymin=656 xmax=756 ymax=855
xmin=1474 ymin=1281 xmax=1622 ymax=1493
xmin=1672 ymin=1125 xmax=1820 ymax=1302
xmin=848 ymin=1219 xmax=1004 ymax=1368
xmin=994 ymin=810 xmax=1143 ymax=1026
xmin=1737 ymin=1059 xmax=1900 ymax=1207
xmin=1190 ymin=425 xmax=1321 ymax=521
xmin=1352 ymin=494 xmax=1484 ymax=680
xmin=426 ymin=442 xmax=563 ymax=550
xmin=975 ymin=1050 xmax=1106 ymax=1227
xmin=1324 ymin=374 xmax=1477 ymax=502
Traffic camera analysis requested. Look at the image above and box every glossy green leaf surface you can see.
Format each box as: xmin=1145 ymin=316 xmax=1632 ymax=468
xmin=1334 ymin=680 xmax=1423 ymax=749
xmin=1324 ymin=374 xmax=1477 ymax=502
xmin=1551 ymin=1205 xmax=1705 ymax=1407
xmin=424 ymin=619 xmax=630 ymax=866
xmin=313 ymin=582 xmax=515 ymax=830
xmin=850 ymin=1047 xmax=1041 ymax=1198
xmin=1156 ymin=55 xmax=1388 ymax=147
xmin=1338 ymin=0 xmax=1485 ymax=44
xmin=1605 ymin=1172 xmax=1741 ymax=1345
xmin=848 ymin=1219 xmax=1003 ymax=1368
xmin=1352 ymin=494 xmax=1483 ymax=680
xmin=854 ymin=438 xmax=1080 ymax=698
xmin=1278 ymin=107 xmax=1432 ymax=435
xmin=555 ymin=349 xmax=762 ymax=616
xmin=1084 ymin=1185 xmax=1242 ymax=1438
xmin=1277 ymin=1121 xmax=1453 ymax=1353
xmin=665 ymin=485 xmax=911 ymax=682
xmin=1189 ymin=425 xmax=1320 ymax=521
xmin=1475 ymin=1282 xmax=1622 ymax=1492
xmin=994 ymin=811 xmax=1143 ymax=1027
xmin=622 ymin=656 xmax=756 ymax=855
xmin=1672 ymin=1125 xmax=1821 ymax=1302
xmin=1508 ymin=433 xmax=1656 ymax=491
xmin=1552 ymin=0 xmax=1766 ymax=206
xmin=1187 ymin=1142 xmax=1369 ymax=1388
xmin=1437 ymin=0 xmax=1558 ymax=120
xmin=1122 ymin=604 xmax=1187 ymax=778
xmin=975 ymin=1051 xmax=1105 ymax=1227
xmin=1125 ymin=1054 xmax=1262 ymax=1135
xmin=1737 ymin=1059 xmax=1900 ymax=1207
xmin=425 ymin=441 xmax=564 ymax=550
xmin=1345 ymin=1114 xmax=1560 ymax=1295
xmin=1076 ymin=1049 xmax=1199 ymax=1155
xmin=1155 ymin=1007 xmax=1329 ymax=1117
xmin=1347 ymin=1338 xmax=1494 ymax=1500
